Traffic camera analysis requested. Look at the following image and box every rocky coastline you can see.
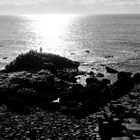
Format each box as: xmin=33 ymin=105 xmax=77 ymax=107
xmin=1 ymin=50 xmax=140 ymax=139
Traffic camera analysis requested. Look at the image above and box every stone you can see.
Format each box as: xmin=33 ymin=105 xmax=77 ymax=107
xmin=84 ymin=50 xmax=90 ymax=53
xmin=101 ymin=79 xmax=111 ymax=85
xmin=96 ymin=73 xmax=104 ymax=78
xmin=117 ymin=71 xmax=132 ymax=80
xmin=133 ymin=73 xmax=140 ymax=83
xmin=86 ymin=77 xmax=100 ymax=85
xmin=82 ymin=83 xmax=101 ymax=101
xmin=111 ymin=75 xmax=134 ymax=97
xmin=111 ymin=137 xmax=131 ymax=140
xmin=125 ymin=124 xmax=140 ymax=138
xmin=105 ymin=67 xmax=118 ymax=74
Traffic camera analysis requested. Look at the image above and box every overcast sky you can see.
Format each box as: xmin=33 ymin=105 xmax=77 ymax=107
xmin=0 ymin=0 xmax=140 ymax=15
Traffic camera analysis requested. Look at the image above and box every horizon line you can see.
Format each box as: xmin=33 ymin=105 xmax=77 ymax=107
xmin=1 ymin=13 xmax=140 ymax=16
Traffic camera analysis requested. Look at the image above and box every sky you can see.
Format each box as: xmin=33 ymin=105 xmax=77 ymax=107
xmin=0 ymin=0 xmax=140 ymax=15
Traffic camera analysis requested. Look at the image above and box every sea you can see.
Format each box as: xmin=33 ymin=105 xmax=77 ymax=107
xmin=0 ymin=14 xmax=140 ymax=75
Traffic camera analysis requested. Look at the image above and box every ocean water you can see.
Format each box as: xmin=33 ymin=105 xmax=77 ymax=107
xmin=0 ymin=14 xmax=140 ymax=73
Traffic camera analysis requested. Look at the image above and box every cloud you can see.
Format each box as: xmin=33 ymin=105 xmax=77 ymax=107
xmin=0 ymin=0 xmax=140 ymax=14
xmin=0 ymin=0 xmax=46 ymax=5
xmin=0 ymin=0 xmax=140 ymax=6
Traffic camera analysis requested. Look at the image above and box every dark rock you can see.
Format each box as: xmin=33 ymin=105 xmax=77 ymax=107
xmin=71 ymin=84 xmax=84 ymax=97
xmin=110 ymin=104 xmax=129 ymax=116
xmin=129 ymin=92 xmax=140 ymax=99
xmin=42 ymin=102 xmax=61 ymax=111
xmin=111 ymin=73 xmax=134 ymax=97
xmin=133 ymin=73 xmax=140 ymax=83
xmin=88 ymin=71 xmax=95 ymax=77
xmin=70 ymin=53 xmax=75 ymax=55
xmin=5 ymin=50 xmax=79 ymax=72
xmin=82 ymin=83 xmax=102 ymax=101
xmin=117 ymin=71 xmax=132 ymax=80
xmin=31 ymin=80 xmax=57 ymax=96
xmin=86 ymin=77 xmax=100 ymax=85
xmin=100 ymin=85 xmax=111 ymax=102
xmin=84 ymin=50 xmax=90 ymax=53
xmin=9 ymin=84 xmax=22 ymax=93
xmin=5 ymin=97 xmax=30 ymax=114
xmin=61 ymin=101 xmax=79 ymax=108
xmin=81 ymin=100 xmax=99 ymax=111
xmin=96 ymin=73 xmax=104 ymax=78
xmin=109 ymin=118 xmax=123 ymax=137
xmin=60 ymin=94 xmax=73 ymax=105
xmin=59 ymin=93 xmax=79 ymax=106
xmin=10 ymin=76 xmax=30 ymax=86
xmin=16 ymin=88 xmax=38 ymax=105
xmin=0 ymin=89 xmax=11 ymax=105
xmin=99 ymin=117 xmax=124 ymax=140
xmin=101 ymin=79 xmax=111 ymax=85
xmin=58 ymin=73 xmax=76 ymax=83
xmin=99 ymin=120 xmax=111 ymax=140
xmin=3 ymin=57 xmax=8 ymax=59
xmin=60 ymin=84 xmax=84 ymax=105
xmin=71 ymin=84 xmax=84 ymax=93
xmin=111 ymin=87 xmax=125 ymax=98
xmin=104 ymin=55 xmax=113 ymax=58
xmin=105 ymin=67 xmax=118 ymax=74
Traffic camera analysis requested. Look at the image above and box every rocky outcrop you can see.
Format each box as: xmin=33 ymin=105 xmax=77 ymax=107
xmin=5 ymin=50 xmax=79 ymax=72
xmin=0 ymin=51 xmax=138 ymax=118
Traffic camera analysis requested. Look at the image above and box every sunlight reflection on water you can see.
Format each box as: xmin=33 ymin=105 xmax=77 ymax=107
xmin=26 ymin=14 xmax=78 ymax=56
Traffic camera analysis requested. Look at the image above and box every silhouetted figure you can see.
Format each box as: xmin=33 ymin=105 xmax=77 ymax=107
xmin=40 ymin=47 xmax=42 ymax=53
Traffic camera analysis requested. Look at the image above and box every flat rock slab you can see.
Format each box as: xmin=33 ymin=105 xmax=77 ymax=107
xmin=125 ymin=124 xmax=140 ymax=131
xmin=111 ymin=137 xmax=131 ymax=140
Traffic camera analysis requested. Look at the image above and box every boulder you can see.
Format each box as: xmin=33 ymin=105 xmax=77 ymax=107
xmin=59 ymin=84 xmax=84 ymax=104
xmin=86 ymin=77 xmax=100 ymax=85
xmin=111 ymin=73 xmax=134 ymax=97
xmin=105 ymin=67 xmax=118 ymax=74
xmin=109 ymin=104 xmax=129 ymax=116
xmin=133 ymin=73 xmax=140 ymax=83
xmin=71 ymin=84 xmax=84 ymax=99
xmin=101 ymin=79 xmax=111 ymax=85
xmin=82 ymin=83 xmax=102 ymax=101
xmin=100 ymin=85 xmax=111 ymax=102
xmin=96 ymin=73 xmax=104 ymax=78
xmin=117 ymin=71 xmax=132 ymax=80
xmin=109 ymin=118 xmax=123 ymax=137
xmin=84 ymin=50 xmax=90 ymax=53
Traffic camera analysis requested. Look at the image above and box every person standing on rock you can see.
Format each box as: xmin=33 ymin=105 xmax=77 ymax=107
xmin=40 ymin=47 xmax=42 ymax=53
